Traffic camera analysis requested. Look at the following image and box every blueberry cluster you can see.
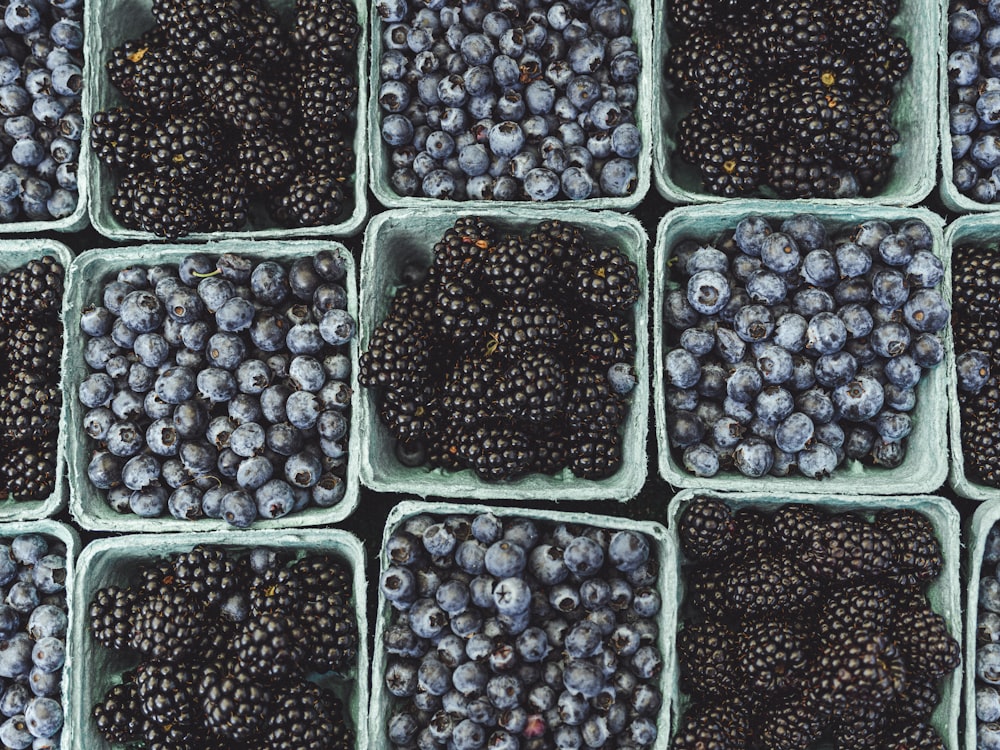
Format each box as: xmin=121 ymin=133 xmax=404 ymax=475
xmin=674 ymin=498 xmax=957 ymax=750
xmin=376 ymin=0 xmax=642 ymax=201
xmin=952 ymin=244 xmax=1000 ymax=488
xmin=379 ymin=511 xmax=663 ymax=750
xmin=665 ymin=0 xmax=910 ymax=198
xmin=0 ymin=256 xmax=64 ymax=502
xmin=90 ymin=544 xmax=358 ymax=748
xmin=90 ymin=0 xmax=360 ymax=238
xmin=0 ymin=0 xmax=82 ymax=221
xmin=0 ymin=533 xmax=69 ymax=747
xmin=947 ymin=1 xmax=1000 ymax=202
xmin=78 ymin=251 xmax=355 ymax=527
xmin=360 ymin=217 xmax=640 ymax=482
xmin=664 ymin=214 xmax=949 ymax=480
xmin=976 ymin=524 xmax=1000 ymax=749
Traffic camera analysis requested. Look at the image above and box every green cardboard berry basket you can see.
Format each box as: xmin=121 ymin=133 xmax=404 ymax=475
xmin=944 ymin=215 xmax=1000 ymax=502
xmin=668 ymin=490 xmax=962 ymax=750
xmin=82 ymin=0 xmax=369 ymax=241
xmin=358 ymin=207 xmax=649 ymax=502
xmin=61 ymin=239 xmax=360 ymax=531
xmin=367 ymin=0 xmax=654 ymax=211
xmin=963 ymin=498 xmax=1000 ymax=750
xmin=369 ymin=499 xmax=675 ymax=750
xmin=63 ymin=528 xmax=368 ymax=750
xmin=652 ymin=0 xmax=939 ymax=206
xmin=653 ymin=200 xmax=950 ymax=495
xmin=0 ymin=241 xmax=73 ymax=521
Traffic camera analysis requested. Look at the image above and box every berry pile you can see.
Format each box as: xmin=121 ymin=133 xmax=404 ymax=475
xmin=379 ymin=511 xmax=663 ymax=749
xmin=0 ymin=0 xmax=82 ymax=222
xmin=78 ymin=251 xmax=355 ymax=526
xmin=360 ymin=217 xmax=640 ymax=481
xmin=663 ymin=213 xmax=949 ymax=479
xmin=0 ymin=257 xmax=64 ymax=502
xmin=90 ymin=0 xmax=359 ymax=239
xmin=674 ymin=497 xmax=958 ymax=750
xmin=90 ymin=544 xmax=358 ymax=749
xmin=376 ymin=0 xmax=642 ymax=201
xmin=665 ymin=0 xmax=910 ymax=198
xmin=952 ymin=243 xmax=1000 ymax=488
xmin=947 ymin=2 xmax=1000 ymax=203
xmin=0 ymin=533 xmax=68 ymax=747
xmin=976 ymin=523 xmax=1000 ymax=749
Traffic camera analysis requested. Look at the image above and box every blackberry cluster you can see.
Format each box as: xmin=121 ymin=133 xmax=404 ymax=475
xmin=666 ymin=0 xmax=909 ymax=198
xmin=379 ymin=512 xmax=663 ymax=750
xmin=952 ymin=244 xmax=1000 ymax=488
xmin=975 ymin=523 xmax=1000 ymax=749
xmin=664 ymin=213 xmax=950 ymax=480
xmin=90 ymin=0 xmax=359 ymax=238
xmin=78 ymin=251 xmax=356 ymax=527
xmin=91 ymin=545 xmax=358 ymax=749
xmin=0 ymin=257 xmax=63 ymax=502
xmin=674 ymin=497 xmax=958 ymax=750
xmin=360 ymin=217 xmax=640 ymax=482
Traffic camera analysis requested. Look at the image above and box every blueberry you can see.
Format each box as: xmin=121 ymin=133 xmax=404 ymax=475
xmin=746 ymin=269 xmax=786 ymax=305
xmin=686 ymin=269 xmax=731 ymax=315
xmin=832 ymin=375 xmax=885 ymax=421
xmin=884 ymin=354 xmax=921 ymax=390
xmin=564 ymin=536 xmax=603 ymax=577
xmin=755 ymin=386 xmax=794 ymax=424
xmin=949 ymin=49 xmax=980 ymax=86
xmin=599 ymin=158 xmax=637 ymax=196
xmin=78 ymin=373 xmax=113 ymax=408
xmin=734 ymin=304 xmax=774 ymax=343
xmin=902 ymin=289 xmax=949 ymax=333
xmin=733 ymin=437 xmax=773 ymax=477
xmin=958 ymin=349 xmax=991 ymax=393
xmin=801 ymin=248 xmax=837 ymax=288
xmin=805 ymin=312 xmax=847 ymax=355
xmin=904 ymin=251 xmax=944 ymax=289
xmin=5 ymin=2 xmax=39 ymax=34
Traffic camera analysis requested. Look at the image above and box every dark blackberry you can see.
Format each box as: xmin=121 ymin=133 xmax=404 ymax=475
xmin=0 ymin=445 xmax=57 ymax=501
xmin=694 ymin=131 xmax=761 ymax=196
xmin=892 ymin=605 xmax=960 ymax=680
xmin=494 ymin=303 xmax=568 ymax=359
xmin=962 ymin=394 xmax=1000 ymax=486
xmin=426 ymin=413 xmax=466 ymax=471
xmin=290 ymin=554 xmax=352 ymax=598
xmin=6 ymin=321 xmax=62 ymax=377
xmin=859 ymin=35 xmax=911 ymax=90
xmin=89 ymin=586 xmax=138 ymax=652
xmin=200 ymin=161 xmax=250 ymax=233
xmin=776 ymin=84 xmax=853 ymax=157
xmin=573 ymin=245 xmax=640 ymax=312
xmin=199 ymin=662 xmax=271 ymax=744
xmin=455 ymin=421 xmax=535 ymax=481
xmin=665 ymin=34 xmax=723 ymax=97
xmin=296 ymin=129 xmax=356 ymax=183
xmin=135 ymin=659 xmax=199 ymax=727
xmin=728 ymin=509 xmax=773 ymax=563
xmin=772 ymin=503 xmax=825 ymax=550
xmin=0 ymin=256 xmax=64 ymax=324
xmin=485 ymin=234 xmax=553 ymax=303
xmin=267 ymin=169 xmax=348 ymax=228
xmin=380 ymin=384 xmax=438 ymax=443
xmin=172 ymin=545 xmax=246 ymax=610
xmin=432 ymin=282 xmax=497 ymax=347
xmin=691 ymin=46 xmax=751 ymax=125
xmin=91 ymin=109 xmax=152 ymax=172
xmin=570 ymin=313 xmax=635 ymax=368
xmin=880 ymin=722 xmax=945 ymax=750
xmin=794 ymin=51 xmax=861 ymax=100
xmin=242 ymin=3 xmax=293 ymax=68
xmin=676 ymin=620 xmax=741 ymax=699
xmin=828 ymin=0 xmax=890 ymax=49
xmin=721 ymin=555 xmax=820 ymax=620
xmin=117 ymin=173 xmax=207 ymax=240
xmin=564 ymin=365 xmax=626 ymax=432
xmin=147 ymin=115 xmax=223 ymax=183
xmin=297 ymin=58 xmax=358 ymax=129
xmin=249 ymin=566 xmax=304 ymax=617
xmin=675 ymin=108 xmax=723 ymax=166
xmin=566 ymin=428 xmax=622 ymax=479
xmin=883 ymin=674 xmax=940 ymax=724
xmin=498 ymin=349 xmax=568 ymax=423
xmin=159 ymin=0 xmax=251 ymax=61
xmin=687 ymin=565 xmax=730 ymax=620
xmin=359 ymin=316 xmax=435 ymax=391
xmin=815 ymin=583 xmax=893 ymax=640
xmin=831 ymin=704 xmax=885 ymax=750
xmin=200 ymin=60 xmax=281 ymax=134
xmin=438 ymin=358 xmax=500 ymax=424
xmin=678 ymin=497 xmax=736 ymax=563
xmin=759 ymin=0 xmax=829 ymax=61
xmin=799 ymin=512 xmax=894 ymax=582
xmin=93 ymin=679 xmax=142 ymax=744
xmin=766 ymin=139 xmax=839 ymax=198
xmin=296 ymin=591 xmax=358 ymax=673
xmin=140 ymin=716 xmax=204 ymax=750
xmin=739 ymin=620 xmax=810 ymax=696
xmin=386 ymin=281 xmax=438 ymax=329
xmin=839 ymin=97 xmax=899 ymax=174
xmin=292 ymin=0 xmax=360 ymax=61
xmin=0 ymin=376 xmax=60 ymax=444
xmin=668 ymin=0 xmax=719 ymax=30
xmin=132 ymin=587 xmax=209 ymax=661
xmin=757 ymin=694 xmax=825 ymax=750
xmin=106 ymin=40 xmax=201 ymax=116
xmin=672 ymin=700 xmax=751 ymax=750
xmin=874 ymin=509 xmax=942 ymax=586
xmin=529 ymin=426 xmax=569 ymax=474
xmin=236 ymin=613 xmax=302 ymax=684
xmin=265 ymin=681 xmax=352 ymax=750
xmin=810 ymin=629 xmax=904 ymax=715
xmin=428 ymin=216 xmax=495 ymax=287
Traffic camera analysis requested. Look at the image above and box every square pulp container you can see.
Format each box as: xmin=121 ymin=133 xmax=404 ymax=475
xmin=369 ymin=499 xmax=675 ymax=750
xmin=653 ymin=0 xmax=939 ymax=206
xmin=82 ymin=0 xmax=369 ymax=241
xmin=64 ymin=528 xmax=368 ymax=750
xmin=359 ymin=207 xmax=649 ymax=502
xmin=0 ymin=241 xmax=73 ymax=521
xmin=367 ymin=0 xmax=653 ymax=211
xmin=61 ymin=239 xmax=360 ymax=531
xmin=668 ymin=490 xmax=962 ymax=750
xmin=653 ymin=200 xmax=950 ymax=495
xmin=944 ymin=215 xmax=1000 ymax=502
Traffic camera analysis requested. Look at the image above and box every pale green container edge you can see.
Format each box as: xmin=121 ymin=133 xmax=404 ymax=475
xmin=669 ymin=489 xmax=962 ymax=750
xmin=82 ymin=0 xmax=369 ymax=242
xmin=653 ymin=0 xmax=939 ymax=207
xmin=367 ymin=0 xmax=653 ymax=212
xmin=652 ymin=200 xmax=951 ymax=495
xmin=0 ymin=241 xmax=73 ymax=521
xmin=944 ymin=216 xmax=1000 ymax=502
xmin=64 ymin=528 xmax=369 ymax=750
xmin=358 ymin=207 xmax=650 ymax=502
xmin=963 ymin=499 xmax=1000 ymax=750
xmin=61 ymin=238 xmax=361 ymax=532
xmin=369 ymin=499 xmax=675 ymax=750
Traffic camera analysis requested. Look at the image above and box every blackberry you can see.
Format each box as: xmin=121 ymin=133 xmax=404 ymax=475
xmin=106 ymin=40 xmax=201 ymax=116
xmin=428 ymin=216 xmax=495 ymax=286
xmin=249 ymin=566 xmax=304 ymax=616
xmin=687 ymin=565 xmax=730 ymax=620
xmin=794 ymin=52 xmax=861 ymax=100
xmin=678 ymin=497 xmax=736 ymax=563
xmin=772 ymin=503 xmax=824 ymax=550
xmin=874 ymin=509 xmax=942 ymax=586
xmin=566 ymin=429 xmax=622 ymax=479
xmin=6 ymin=321 xmax=62 ymax=377
xmin=297 ymin=590 xmax=358 ymax=673
xmin=93 ymin=679 xmax=142 ymax=744
xmin=242 ymin=3 xmax=293 ymax=68
xmin=757 ymin=695 xmax=825 ymax=750
xmin=199 ymin=662 xmax=270 ymax=743
xmin=574 ymin=245 xmax=640 ymax=312
xmin=426 ymin=414 xmax=466 ymax=471
xmin=380 ymin=384 xmax=438 ymax=443
xmin=760 ymin=0 xmax=829 ymax=61
xmin=438 ymin=358 xmax=500 ymax=424
xmin=811 ymin=629 xmax=904 ymax=714
xmin=200 ymin=60 xmax=280 ymax=134
xmin=668 ymin=0 xmax=719 ymax=31
xmin=0 ymin=445 xmax=57 ymax=501
xmin=777 ymin=84 xmax=852 ymax=157
xmin=799 ymin=512 xmax=894 ymax=582
xmin=672 ymin=700 xmax=751 ymax=750
xmin=160 ymin=0 xmax=250 ymax=62
xmin=132 ymin=586 xmax=209 ymax=661
xmin=571 ymin=313 xmax=635 ymax=368
xmin=297 ymin=58 xmax=358 ymax=129
xmin=739 ymin=620 xmax=810 ymax=696
xmin=831 ymin=704 xmax=885 ymax=750
xmin=883 ymin=674 xmax=940 ymax=724
xmin=147 ymin=116 xmax=222 ymax=183
xmin=694 ymin=131 xmax=761 ymax=196
xmin=766 ymin=140 xmax=839 ymax=198
xmin=840 ymin=99 xmax=899 ymax=174
xmin=455 ymin=421 xmax=535 ymax=481
xmin=828 ymin=0 xmax=889 ymax=49
xmin=135 ymin=659 xmax=199 ymax=727
xmin=728 ymin=509 xmax=773 ymax=563
xmin=386 ymin=281 xmax=438 ymax=329
xmin=485 ymin=234 xmax=553 ymax=303
xmin=200 ymin=162 xmax=250 ymax=233
xmin=692 ymin=47 xmax=752 ymax=125
xmin=721 ymin=555 xmax=820 ymax=619
xmin=892 ymin=605 xmax=960 ymax=680
xmin=860 ymin=35 xmax=911 ymax=90
xmin=675 ymin=110 xmax=719 ymax=166
xmin=236 ymin=613 xmax=302 ymax=684
xmin=816 ymin=583 xmax=893 ymax=640
xmin=677 ymin=621 xmax=741 ymax=699
xmin=292 ymin=0 xmax=360 ymax=61
xmin=0 ymin=256 xmax=64 ymax=324
xmin=117 ymin=173 xmax=207 ymax=240
xmin=529 ymin=426 xmax=569 ymax=474
xmin=880 ymin=722 xmax=945 ymax=750
xmin=265 ymin=681 xmax=352 ymax=750
xmin=267 ymin=169 xmax=348 ymax=228
xmin=202 ymin=618 xmax=240 ymax=667
xmin=494 ymin=303 xmax=568 ymax=359
xmin=0 ymin=376 xmax=60 ymax=444
xmin=564 ymin=365 xmax=626 ymax=432
xmin=296 ymin=129 xmax=355 ymax=183
xmin=140 ymin=716 xmax=204 ymax=750
xmin=172 ymin=545 xmax=245 ymax=610
xmin=665 ymin=35 xmax=724 ymax=97
xmin=498 ymin=349 xmax=568 ymax=423
xmin=432 ymin=282 xmax=497 ymax=347
xmin=89 ymin=586 xmax=138 ymax=652
xmin=360 ymin=317 xmax=436 ymax=391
